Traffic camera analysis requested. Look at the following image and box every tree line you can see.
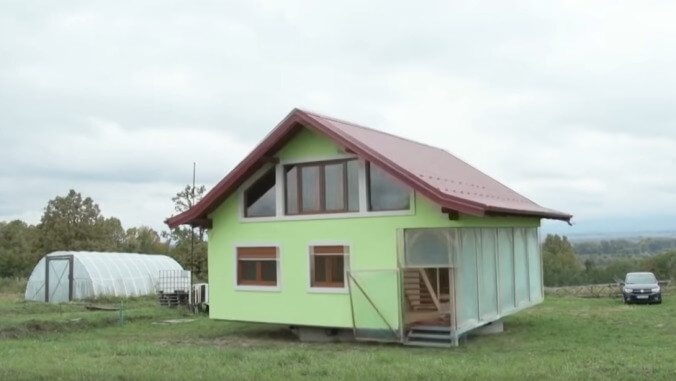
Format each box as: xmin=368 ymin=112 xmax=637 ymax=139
xmin=0 ymin=187 xmax=208 ymax=280
xmin=573 ymin=237 xmax=676 ymax=257
xmin=4 ymin=192 xmax=674 ymax=288
xmin=543 ymin=234 xmax=676 ymax=287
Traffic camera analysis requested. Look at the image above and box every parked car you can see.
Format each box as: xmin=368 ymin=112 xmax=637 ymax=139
xmin=621 ymin=272 xmax=662 ymax=304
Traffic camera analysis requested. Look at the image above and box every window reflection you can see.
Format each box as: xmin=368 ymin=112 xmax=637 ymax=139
xmin=367 ymin=163 xmax=410 ymax=211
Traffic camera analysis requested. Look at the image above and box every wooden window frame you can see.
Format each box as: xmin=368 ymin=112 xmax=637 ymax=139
xmin=309 ymin=245 xmax=348 ymax=289
xmin=285 ymin=159 xmax=356 ymax=215
xmin=236 ymin=247 xmax=278 ymax=287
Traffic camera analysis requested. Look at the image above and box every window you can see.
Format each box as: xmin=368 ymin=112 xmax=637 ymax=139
xmin=285 ymin=160 xmax=359 ymax=215
xmin=367 ymin=163 xmax=410 ymax=211
xmin=310 ymin=245 xmax=348 ymax=288
xmin=236 ymin=247 xmax=278 ymax=287
xmin=625 ymin=273 xmax=657 ymax=284
xmin=244 ymin=168 xmax=276 ymax=217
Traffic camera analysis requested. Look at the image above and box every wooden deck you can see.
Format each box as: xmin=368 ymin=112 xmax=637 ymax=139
xmin=405 ymin=302 xmax=451 ymax=326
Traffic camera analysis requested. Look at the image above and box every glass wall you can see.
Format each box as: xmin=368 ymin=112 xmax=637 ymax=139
xmin=348 ymin=270 xmax=401 ymax=342
xmin=403 ymin=226 xmax=542 ymax=335
xmin=497 ymin=228 xmax=516 ymax=312
xmin=403 ymin=228 xmax=457 ymax=267
xmin=458 ymin=229 xmax=479 ymax=326
xmin=527 ymin=228 xmax=543 ymax=302
xmin=479 ymin=229 xmax=498 ymax=320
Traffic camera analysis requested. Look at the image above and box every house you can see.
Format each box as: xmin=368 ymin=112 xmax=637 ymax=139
xmin=165 ymin=108 xmax=571 ymax=347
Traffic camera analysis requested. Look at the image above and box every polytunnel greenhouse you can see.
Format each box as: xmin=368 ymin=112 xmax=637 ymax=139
xmin=24 ymin=251 xmax=185 ymax=303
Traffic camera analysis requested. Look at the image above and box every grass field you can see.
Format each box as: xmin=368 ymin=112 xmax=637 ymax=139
xmin=0 ymin=290 xmax=674 ymax=381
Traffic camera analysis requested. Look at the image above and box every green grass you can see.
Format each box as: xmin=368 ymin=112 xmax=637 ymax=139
xmin=1 ymin=292 xmax=675 ymax=381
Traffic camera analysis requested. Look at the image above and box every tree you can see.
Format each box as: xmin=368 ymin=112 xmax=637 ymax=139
xmin=165 ymin=185 xmax=208 ymax=280
xmin=122 ymin=226 xmax=168 ymax=254
xmin=0 ymin=220 xmax=40 ymax=277
xmin=37 ymin=190 xmax=125 ymax=253
xmin=641 ymin=250 xmax=676 ymax=281
xmin=542 ymin=234 xmax=583 ymax=286
xmin=172 ymin=185 xmax=206 ymax=217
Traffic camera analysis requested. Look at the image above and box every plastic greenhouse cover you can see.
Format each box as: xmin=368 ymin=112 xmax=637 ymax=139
xmin=25 ymin=251 xmax=184 ymax=302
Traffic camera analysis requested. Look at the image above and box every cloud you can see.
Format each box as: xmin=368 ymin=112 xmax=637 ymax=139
xmin=1 ymin=0 xmax=675 ymax=234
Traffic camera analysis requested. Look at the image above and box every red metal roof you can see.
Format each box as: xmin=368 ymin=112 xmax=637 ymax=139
xmin=165 ymin=108 xmax=571 ymax=228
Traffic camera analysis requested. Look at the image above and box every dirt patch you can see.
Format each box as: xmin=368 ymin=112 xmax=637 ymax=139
xmin=152 ymin=319 xmax=195 ymax=325
xmin=0 ymin=315 xmax=156 ymax=340
xmin=0 ymin=318 xmax=105 ymax=339
xmin=156 ymin=328 xmax=300 ymax=348
xmin=0 ymin=327 xmax=21 ymax=339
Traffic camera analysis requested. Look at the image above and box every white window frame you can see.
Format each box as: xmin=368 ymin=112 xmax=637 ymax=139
xmin=238 ymin=156 xmax=415 ymax=222
xmin=240 ymin=164 xmax=278 ymax=219
xmin=233 ymin=244 xmax=281 ymax=292
xmin=307 ymin=242 xmax=351 ymax=294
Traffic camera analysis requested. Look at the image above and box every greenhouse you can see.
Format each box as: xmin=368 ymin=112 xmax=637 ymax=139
xmin=24 ymin=251 xmax=185 ymax=303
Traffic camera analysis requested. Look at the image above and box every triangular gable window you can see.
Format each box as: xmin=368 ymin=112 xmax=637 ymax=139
xmin=244 ymin=168 xmax=276 ymax=217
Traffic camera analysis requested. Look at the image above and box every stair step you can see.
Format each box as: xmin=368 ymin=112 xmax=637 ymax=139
xmin=408 ymin=332 xmax=452 ymax=340
xmin=404 ymin=340 xmax=453 ymax=348
xmin=409 ymin=325 xmax=452 ymax=332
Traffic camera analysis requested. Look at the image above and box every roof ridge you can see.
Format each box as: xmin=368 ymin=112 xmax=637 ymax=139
xmin=300 ymin=108 xmax=448 ymax=153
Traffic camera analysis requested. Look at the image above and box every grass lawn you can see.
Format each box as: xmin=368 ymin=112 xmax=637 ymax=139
xmin=0 ymin=291 xmax=674 ymax=381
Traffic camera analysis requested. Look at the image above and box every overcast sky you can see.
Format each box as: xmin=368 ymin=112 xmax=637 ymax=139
xmin=1 ymin=0 xmax=675 ymax=234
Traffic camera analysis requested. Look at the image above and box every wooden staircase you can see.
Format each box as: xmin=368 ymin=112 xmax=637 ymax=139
xmin=403 ymin=269 xmax=437 ymax=311
xmin=403 ymin=268 xmax=456 ymax=346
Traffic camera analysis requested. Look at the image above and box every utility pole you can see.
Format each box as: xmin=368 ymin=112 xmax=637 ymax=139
xmin=190 ymin=162 xmax=196 ymax=288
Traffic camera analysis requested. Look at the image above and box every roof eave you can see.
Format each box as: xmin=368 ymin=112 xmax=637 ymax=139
xmin=163 ymin=109 xmax=307 ymax=229
xmin=485 ymin=206 xmax=573 ymax=223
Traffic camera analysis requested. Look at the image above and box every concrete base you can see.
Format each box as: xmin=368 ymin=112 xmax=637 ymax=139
xmin=290 ymin=327 xmax=355 ymax=343
xmin=472 ymin=319 xmax=504 ymax=335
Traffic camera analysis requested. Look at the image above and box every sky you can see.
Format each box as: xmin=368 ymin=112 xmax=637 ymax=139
xmin=1 ymin=0 xmax=675 ymax=236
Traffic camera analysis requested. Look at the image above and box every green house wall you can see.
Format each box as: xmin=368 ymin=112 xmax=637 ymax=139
xmin=207 ymin=128 xmax=540 ymax=328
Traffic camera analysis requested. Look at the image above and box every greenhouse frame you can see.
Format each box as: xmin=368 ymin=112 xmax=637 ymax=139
xmin=24 ymin=251 xmax=185 ymax=303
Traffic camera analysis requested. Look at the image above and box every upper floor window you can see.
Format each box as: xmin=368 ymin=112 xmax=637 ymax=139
xmin=285 ymin=160 xmax=359 ymax=215
xmin=367 ymin=163 xmax=410 ymax=211
xmin=244 ymin=168 xmax=276 ymax=217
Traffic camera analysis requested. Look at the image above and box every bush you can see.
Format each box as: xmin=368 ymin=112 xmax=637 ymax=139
xmin=641 ymin=250 xmax=676 ymax=281
xmin=0 ymin=277 xmax=27 ymax=294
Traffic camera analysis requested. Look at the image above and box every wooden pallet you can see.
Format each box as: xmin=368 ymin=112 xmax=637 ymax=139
xmin=157 ymin=291 xmax=189 ymax=307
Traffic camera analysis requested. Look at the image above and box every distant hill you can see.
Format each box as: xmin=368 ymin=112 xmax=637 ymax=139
xmin=541 ymin=214 xmax=676 ymax=242
xmin=572 ymin=237 xmax=676 ymax=256
xmin=544 ymin=234 xmax=676 ymax=266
